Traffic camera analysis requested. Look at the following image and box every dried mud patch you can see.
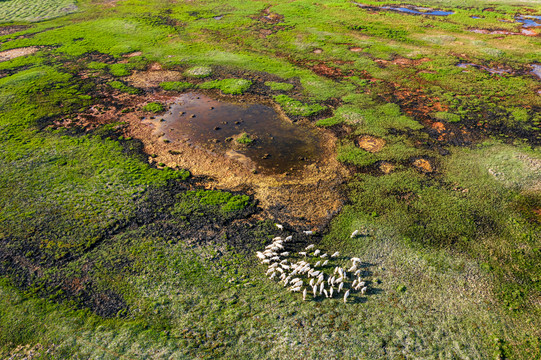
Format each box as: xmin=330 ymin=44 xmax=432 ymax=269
xmin=0 ymin=25 xmax=29 ymax=36
xmin=0 ymin=46 xmax=39 ymax=62
xmin=412 ymin=157 xmax=435 ymax=173
xmin=127 ymin=69 xmax=183 ymax=88
xmin=355 ymin=135 xmax=386 ymax=153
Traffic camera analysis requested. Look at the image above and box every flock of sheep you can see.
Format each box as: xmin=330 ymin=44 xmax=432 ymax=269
xmin=257 ymin=226 xmax=369 ymax=303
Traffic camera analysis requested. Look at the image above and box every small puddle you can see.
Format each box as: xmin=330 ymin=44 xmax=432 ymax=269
xmin=355 ymin=3 xmax=453 ymax=16
xmin=456 ymin=62 xmax=511 ymax=75
xmin=516 ymin=15 xmax=541 ymax=27
xmin=382 ymin=6 xmax=454 ymax=16
xmin=532 ymin=64 xmax=541 ymax=80
xmin=153 ymin=93 xmax=323 ymax=174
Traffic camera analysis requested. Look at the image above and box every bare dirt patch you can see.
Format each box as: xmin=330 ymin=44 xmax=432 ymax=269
xmin=379 ymin=161 xmax=395 ymax=174
xmin=127 ymin=69 xmax=183 ymax=88
xmin=0 ymin=25 xmax=28 ymax=36
xmin=0 ymin=46 xmax=39 ymax=62
xmin=355 ymin=135 xmax=386 ymax=152
xmin=413 ymin=158 xmax=434 ymax=173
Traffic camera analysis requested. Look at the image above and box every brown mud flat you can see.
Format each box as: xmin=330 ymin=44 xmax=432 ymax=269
xmin=0 ymin=46 xmax=39 ymax=62
xmin=74 ymin=79 xmax=349 ymax=229
xmin=0 ymin=25 xmax=29 ymax=36
xmin=355 ymin=135 xmax=386 ymax=152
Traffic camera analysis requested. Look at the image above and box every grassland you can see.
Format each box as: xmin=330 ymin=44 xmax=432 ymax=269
xmin=0 ymin=0 xmax=540 ymax=358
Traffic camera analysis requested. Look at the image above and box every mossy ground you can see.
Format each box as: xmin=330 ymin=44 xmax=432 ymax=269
xmin=0 ymin=0 xmax=540 ymax=359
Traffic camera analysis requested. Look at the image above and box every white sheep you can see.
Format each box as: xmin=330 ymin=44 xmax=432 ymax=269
xmin=360 ymin=286 xmax=367 ymax=295
xmin=285 ymin=236 xmax=293 ymax=241
xmin=276 ymin=224 xmax=283 ymax=230
xmin=313 ymin=285 xmax=317 ymax=297
xmin=329 ymin=287 xmax=334 ymax=298
xmin=298 ymin=252 xmax=307 ymax=257
xmin=331 ymin=251 xmax=340 ymax=258
xmin=303 ymin=288 xmax=307 ymax=301
xmin=319 ymin=282 xmax=324 ymax=295
xmin=322 ymin=260 xmax=329 ymax=266
xmin=320 ymin=253 xmax=328 ymax=258
xmin=313 ymin=249 xmax=321 ymax=256
xmin=343 ymin=290 xmax=350 ymax=303
xmin=303 ymin=230 xmax=313 ymax=235
xmin=314 ymin=261 xmax=321 ymax=267
xmin=280 ymin=252 xmax=289 ymax=257
xmin=350 ymin=230 xmax=359 ymax=238
xmin=338 ymin=282 xmax=343 ymax=293
xmin=305 ymin=244 xmax=315 ymax=250
xmin=323 ymin=289 xmax=329 ymax=298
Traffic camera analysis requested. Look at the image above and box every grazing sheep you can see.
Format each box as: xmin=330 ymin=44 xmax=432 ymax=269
xmin=313 ymin=285 xmax=317 ymax=297
xmin=354 ymin=269 xmax=361 ymax=277
xmin=270 ymin=256 xmax=280 ymax=261
xmin=319 ymin=282 xmax=325 ymax=295
xmin=350 ymin=230 xmax=359 ymax=238
xmin=305 ymin=244 xmax=315 ymax=250
xmin=298 ymin=252 xmax=307 ymax=257
xmin=309 ymin=279 xmax=315 ymax=287
xmin=256 ymin=252 xmax=266 ymax=260
xmin=322 ymin=260 xmax=329 ymax=266
xmin=303 ymin=230 xmax=313 ymax=235
xmin=348 ymin=264 xmax=357 ymax=272
xmin=360 ymin=286 xmax=367 ymax=295
xmin=280 ymin=252 xmax=289 ymax=257
xmin=266 ymin=268 xmax=274 ymax=276
xmin=323 ymin=289 xmax=329 ymax=298
xmin=313 ymin=249 xmax=321 ymax=256
xmin=338 ymin=282 xmax=344 ymax=293
xmin=281 ymin=264 xmax=290 ymax=270
xmin=285 ymin=236 xmax=293 ymax=241
xmin=331 ymin=252 xmax=339 ymax=258
xmin=351 ymin=257 xmax=361 ymax=264
xmin=280 ymin=273 xmax=286 ymax=281
xmin=276 ymin=267 xmax=284 ymax=273
xmin=314 ymin=261 xmax=321 ymax=267
xmin=343 ymin=290 xmax=350 ymax=303
xmin=262 ymin=259 xmax=271 ymax=264
xmin=269 ymin=272 xmax=276 ymax=280
xmin=352 ymin=279 xmax=357 ymax=288
xmin=303 ymin=288 xmax=307 ymax=301
xmin=320 ymin=253 xmax=328 ymax=259
xmin=329 ymin=287 xmax=334 ymax=298
xmin=276 ymin=224 xmax=283 ymax=230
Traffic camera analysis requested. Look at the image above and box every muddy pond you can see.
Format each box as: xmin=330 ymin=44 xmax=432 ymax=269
xmin=152 ymin=93 xmax=324 ymax=174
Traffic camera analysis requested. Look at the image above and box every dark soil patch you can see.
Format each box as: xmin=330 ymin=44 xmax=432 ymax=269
xmin=0 ymin=25 xmax=29 ymax=36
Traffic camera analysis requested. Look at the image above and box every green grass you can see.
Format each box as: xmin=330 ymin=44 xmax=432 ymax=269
xmin=159 ymin=81 xmax=194 ymax=92
xmin=265 ymin=81 xmax=294 ymax=91
xmin=236 ymin=132 xmax=253 ymax=145
xmin=198 ymin=78 xmax=252 ymax=95
xmin=273 ymin=94 xmax=326 ymax=117
xmin=142 ymin=102 xmax=165 ymax=113
xmin=108 ymin=80 xmax=140 ymax=94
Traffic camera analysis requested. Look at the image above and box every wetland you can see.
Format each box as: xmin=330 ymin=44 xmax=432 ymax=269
xmin=0 ymin=0 xmax=540 ymax=359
